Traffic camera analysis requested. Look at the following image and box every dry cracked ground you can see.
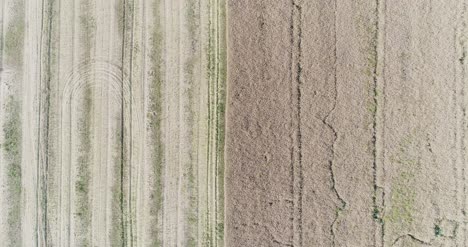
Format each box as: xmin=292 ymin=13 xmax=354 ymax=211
xmin=0 ymin=0 xmax=467 ymax=247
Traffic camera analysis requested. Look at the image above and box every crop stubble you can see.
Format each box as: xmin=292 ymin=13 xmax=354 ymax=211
xmin=226 ymin=0 xmax=468 ymax=246
xmin=0 ymin=0 xmax=226 ymax=246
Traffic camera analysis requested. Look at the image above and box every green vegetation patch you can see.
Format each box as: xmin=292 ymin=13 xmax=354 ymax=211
xmin=211 ymin=1 xmax=227 ymax=245
xmin=73 ymin=1 xmax=96 ymax=244
xmin=3 ymin=95 xmax=22 ymax=247
xmin=4 ymin=1 xmax=25 ymax=66
xmin=2 ymin=2 xmax=25 ymax=246
xmin=385 ymin=131 xmax=421 ymax=229
xmin=74 ymin=88 xmax=93 ymax=246
xmin=142 ymin=0 xmax=166 ymax=246
xmin=386 ymin=171 xmax=416 ymax=226
xmin=434 ymin=224 xmax=442 ymax=237
xmin=184 ymin=0 xmax=204 ymax=245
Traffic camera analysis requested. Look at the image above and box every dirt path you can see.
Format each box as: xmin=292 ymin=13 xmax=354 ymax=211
xmin=0 ymin=0 xmax=226 ymax=246
xmin=227 ymin=0 xmax=468 ymax=246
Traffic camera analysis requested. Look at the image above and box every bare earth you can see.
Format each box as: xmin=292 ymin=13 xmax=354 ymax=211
xmin=226 ymin=0 xmax=468 ymax=246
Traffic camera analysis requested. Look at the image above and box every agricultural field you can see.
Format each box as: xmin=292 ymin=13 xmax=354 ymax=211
xmin=2 ymin=0 xmax=468 ymax=246
xmin=0 ymin=0 xmax=225 ymax=246
xmin=226 ymin=0 xmax=468 ymax=246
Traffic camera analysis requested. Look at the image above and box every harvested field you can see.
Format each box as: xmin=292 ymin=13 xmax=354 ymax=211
xmin=226 ymin=0 xmax=468 ymax=246
xmin=0 ymin=0 xmax=225 ymax=246
xmin=2 ymin=0 xmax=468 ymax=246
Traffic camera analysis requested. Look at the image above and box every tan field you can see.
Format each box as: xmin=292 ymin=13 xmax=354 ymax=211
xmin=1 ymin=0 xmax=467 ymax=246
xmin=226 ymin=0 xmax=468 ymax=246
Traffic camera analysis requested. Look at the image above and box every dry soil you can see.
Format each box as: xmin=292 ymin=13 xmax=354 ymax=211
xmin=226 ymin=0 xmax=468 ymax=246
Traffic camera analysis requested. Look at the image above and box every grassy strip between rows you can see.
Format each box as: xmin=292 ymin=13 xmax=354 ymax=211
xmin=3 ymin=1 xmax=25 ymax=246
xmin=3 ymin=95 xmax=22 ymax=247
xmin=74 ymin=0 xmax=96 ymax=245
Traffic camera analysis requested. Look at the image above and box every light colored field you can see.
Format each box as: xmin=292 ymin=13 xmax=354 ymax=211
xmin=0 ymin=0 xmax=226 ymax=246
xmin=226 ymin=0 xmax=468 ymax=246
xmin=4 ymin=0 xmax=467 ymax=246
